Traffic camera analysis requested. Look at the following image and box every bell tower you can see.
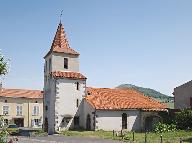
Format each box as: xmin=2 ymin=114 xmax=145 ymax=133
xmin=43 ymin=22 xmax=86 ymax=134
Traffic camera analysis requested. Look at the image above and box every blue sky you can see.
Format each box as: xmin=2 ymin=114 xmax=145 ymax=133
xmin=0 ymin=0 xmax=192 ymax=96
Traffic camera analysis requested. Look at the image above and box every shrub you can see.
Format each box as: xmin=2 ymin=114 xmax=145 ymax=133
xmin=31 ymin=130 xmax=48 ymax=137
xmin=0 ymin=116 xmax=18 ymax=143
xmin=154 ymin=122 xmax=177 ymax=133
xmin=175 ymin=109 xmax=192 ymax=130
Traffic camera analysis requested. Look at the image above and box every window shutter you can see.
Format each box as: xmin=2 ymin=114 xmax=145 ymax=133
xmin=31 ymin=119 xmax=34 ymax=127
xmin=37 ymin=106 xmax=39 ymax=115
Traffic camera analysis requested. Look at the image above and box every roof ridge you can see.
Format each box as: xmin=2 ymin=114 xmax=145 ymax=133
xmin=1 ymin=88 xmax=43 ymax=99
xmin=2 ymin=88 xmax=42 ymax=92
xmin=174 ymin=80 xmax=192 ymax=89
xmin=52 ymin=71 xmax=82 ymax=73
xmin=51 ymin=71 xmax=87 ymax=80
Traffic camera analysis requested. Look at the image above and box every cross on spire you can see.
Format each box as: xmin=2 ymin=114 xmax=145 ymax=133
xmin=60 ymin=10 xmax=63 ymax=23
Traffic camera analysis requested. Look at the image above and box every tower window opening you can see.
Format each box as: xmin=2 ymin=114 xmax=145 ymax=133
xmin=76 ymin=82 xmax=79 ymax=90
xmin=64 ymin=58 xmax=68 ymax=69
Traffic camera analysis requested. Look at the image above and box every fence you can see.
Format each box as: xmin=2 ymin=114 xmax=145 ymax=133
xmin=112 ymin=130 xmax=192 ymax=143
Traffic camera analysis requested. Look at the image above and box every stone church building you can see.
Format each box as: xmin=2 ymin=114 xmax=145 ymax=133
xmin=43 ymin=22 xmax=167 ymax=134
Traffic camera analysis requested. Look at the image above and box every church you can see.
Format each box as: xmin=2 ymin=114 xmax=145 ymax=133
xmin=43 ymin=22 xmax=167 ymax=135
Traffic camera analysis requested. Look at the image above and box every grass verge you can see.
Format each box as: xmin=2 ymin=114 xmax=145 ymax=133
xmin=60 ymin=130 xmax=192 ymax=143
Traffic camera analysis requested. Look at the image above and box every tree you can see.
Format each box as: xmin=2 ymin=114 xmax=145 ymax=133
xmin=0 ymin=52 xmax=9 ymax=76
xmin=0 ymin=52 xmax=16 ymax=142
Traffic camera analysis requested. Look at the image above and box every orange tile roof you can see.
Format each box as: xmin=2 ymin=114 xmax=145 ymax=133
xmin=45 ymin=22 xmax=79 ymax=58
xmin=52 ymin=71 xmax=87 ymax=80
xmin=0 ymin=88 xmax=43 ymax=99
xmin=86 ymin=87 xmax=167 ymax=111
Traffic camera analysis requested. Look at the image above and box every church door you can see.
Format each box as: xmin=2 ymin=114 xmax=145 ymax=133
xmin=122 ymin=113 xmax=127 ymax=129
xmin=86 ymin=114 xmax=91 ymax=130
xmin=145 ymin=116 xmax=153 ymax=131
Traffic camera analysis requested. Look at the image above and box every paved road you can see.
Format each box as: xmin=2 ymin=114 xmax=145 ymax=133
xmin=15 ymin=135 xmax=123 ymax=143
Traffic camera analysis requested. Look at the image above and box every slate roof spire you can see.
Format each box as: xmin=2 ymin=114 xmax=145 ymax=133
xmin=44 ymin=22 xmax=79 ymax=58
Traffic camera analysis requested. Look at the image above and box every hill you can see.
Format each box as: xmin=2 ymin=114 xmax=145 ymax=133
xmin=117 ymin=84 xmax=174 ymax=103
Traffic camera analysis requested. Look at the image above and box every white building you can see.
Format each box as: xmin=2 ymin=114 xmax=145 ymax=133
xmin=43 ymin=22 xmax=167 ymax=134
xmin=84 ymin=87 xmax=166 ymax=131
xmin=173 ymin=80 xmax=192 ymax=109
xmin=43 ymin=22 xmax=86 ymax=134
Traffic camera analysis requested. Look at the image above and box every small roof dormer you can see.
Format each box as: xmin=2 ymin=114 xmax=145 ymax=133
xmin=44 ymin=22 xmax=79 ymax=58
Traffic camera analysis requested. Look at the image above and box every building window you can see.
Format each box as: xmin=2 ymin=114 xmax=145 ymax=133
xmin=34 ymin=119 xmax=39 ymax=126
xmin=35 ymin=101 xmax=38 ymax=103
xmin=64 ymin=58 xmax=68 ymax=69
xmin=76 ymin=82 xmax=80 ymax=90
xmin=2 ymin=106 xmax=9 ymax=115
xmin=62 ymin=117 xmax=72 ymax=124
xmin=4 ymin=119 xmax=8 ymax=125
xmin=45 ymin=61 xmax=47 ymax=72
xmin=16 ymin=105 xmax=22 ymax=116
xmin=48 ymin=76 xmax=51 ymax=85
xmin=31 ymin=119 xmax=40 ymax=127
xmin=49 ymin=58 xmax=52 ymax=72
xmin=190 ymin=97 xmax=192 ymax=108
xmin=5 ymin=100 xmax=7 ymax=103
xmin=76 ymin=99 xmax=79 ymax=108
xmin=32 ymin=106 xmax=39 ymax=116
xmin=74 ymin=116 xmax=80 ymax=126
xmin=45 ymin=106 xmax=48 ymax=111
xmin=45 ymin=75 xmax=47 ymax=83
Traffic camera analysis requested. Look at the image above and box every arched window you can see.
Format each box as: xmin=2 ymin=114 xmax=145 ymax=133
xmin=74 ymin=116 xmax=80 ymax=127
xmin=86 ymin=114 xmax=91 ymax=130
xmin=122 ymin=113 xmax=127 ymax=129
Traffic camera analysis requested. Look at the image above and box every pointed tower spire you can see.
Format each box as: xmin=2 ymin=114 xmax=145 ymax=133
xmin=44 ymin=22 xmax=79 ymax=58
xmin=51 ymin=23 xmax=70 ymax=49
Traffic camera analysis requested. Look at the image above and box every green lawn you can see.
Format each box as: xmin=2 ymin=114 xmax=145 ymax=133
xmin=124 ymin=131 xmax=192 ymax=143
xmin=60 ymin=130 xmax=192 ymax=143
xmin=61 ymin=130 xmax=119 ymax=140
